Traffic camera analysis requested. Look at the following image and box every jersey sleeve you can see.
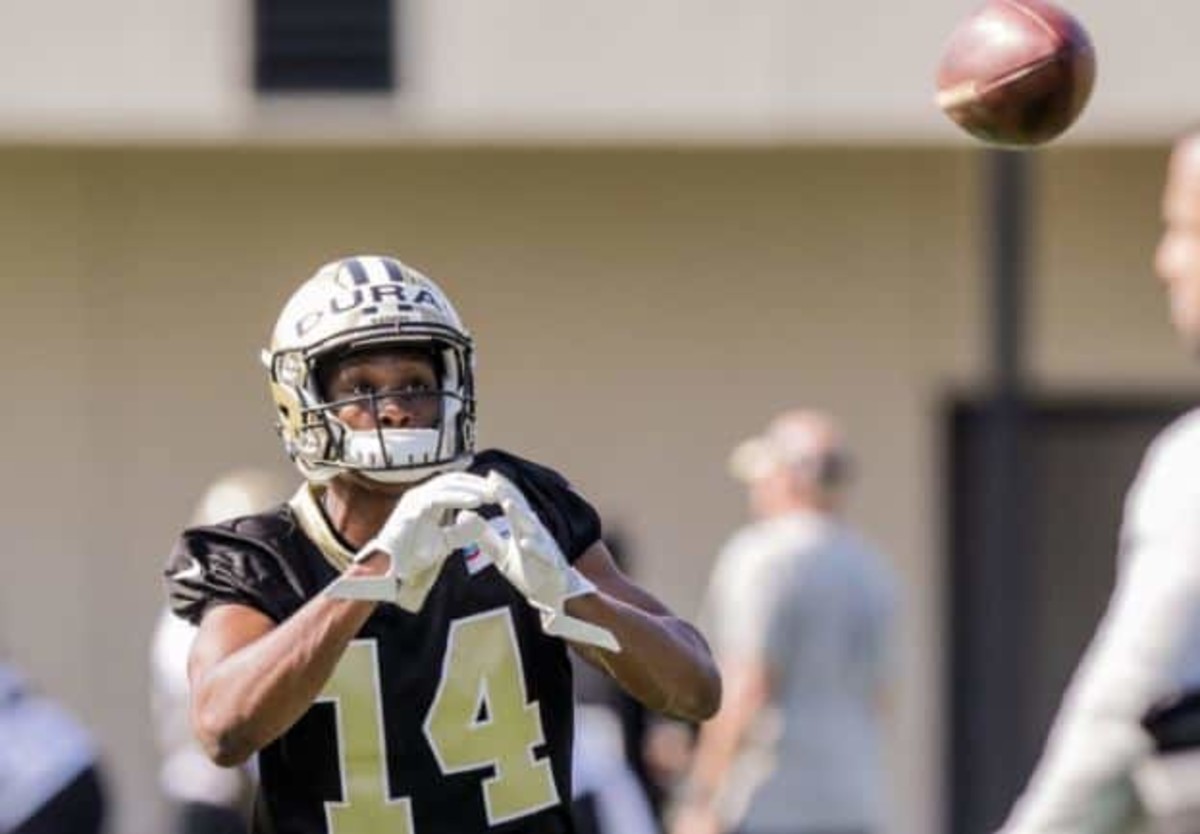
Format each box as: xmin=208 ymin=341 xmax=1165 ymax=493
xmin=473 ymin=450 xmax=603 ymax=564
xmin=164 ymin=526 xmax=298 ymax=626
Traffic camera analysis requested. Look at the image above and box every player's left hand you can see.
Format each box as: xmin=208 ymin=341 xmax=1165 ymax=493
xmin=465 ymin=471 xmax=620 ymax=652
xmin=325 ymin=472 xmax=491 ymax=612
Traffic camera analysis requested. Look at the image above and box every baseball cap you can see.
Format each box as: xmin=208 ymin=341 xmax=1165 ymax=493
xmin=728 ymin=410 xmax=848 ymax=484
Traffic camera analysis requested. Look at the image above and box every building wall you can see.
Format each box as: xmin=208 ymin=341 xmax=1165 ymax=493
xmin=0 ymin=145 xmax=1182 ymax=834
xmin=0 ymin=0 xmax=1195 ymax=142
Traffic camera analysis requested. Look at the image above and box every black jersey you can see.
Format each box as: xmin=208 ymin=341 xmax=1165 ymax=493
xmin=165 ymin=450 xmax=602 ymax=834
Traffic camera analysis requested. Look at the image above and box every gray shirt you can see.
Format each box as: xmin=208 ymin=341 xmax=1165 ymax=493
xmin=703 ymin=511 xmax=898 ymax=832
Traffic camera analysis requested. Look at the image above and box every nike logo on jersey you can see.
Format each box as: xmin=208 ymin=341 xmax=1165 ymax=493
xmin=171 ymin=560 xmax=204 ymax=583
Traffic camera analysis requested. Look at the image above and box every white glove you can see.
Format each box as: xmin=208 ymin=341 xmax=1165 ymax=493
xmin=325 ymin=472 xmax=491 ymax=612
xmin=468 ymin=471 xmax=620 ymax=652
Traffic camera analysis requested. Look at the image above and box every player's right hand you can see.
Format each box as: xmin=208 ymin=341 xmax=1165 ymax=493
xmin=462 ymin=471 xmax=620 ymax=652
xmin=325 ymin=472 xmax=491 ymax=612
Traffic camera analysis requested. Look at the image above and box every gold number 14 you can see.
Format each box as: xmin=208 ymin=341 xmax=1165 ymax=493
xmin=318 ymin=608 xmax=560 ymax=833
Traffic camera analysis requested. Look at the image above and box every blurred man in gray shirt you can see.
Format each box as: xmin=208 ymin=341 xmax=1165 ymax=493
xmin=672 ymin=409 xmax=899 ymax=834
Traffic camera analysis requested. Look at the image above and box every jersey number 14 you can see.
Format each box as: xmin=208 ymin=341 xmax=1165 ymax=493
xmin=317 ymin=608 xmax=561 ymax=833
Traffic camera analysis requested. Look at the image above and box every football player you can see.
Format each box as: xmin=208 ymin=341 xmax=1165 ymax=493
xmin=998 ymin=133 xmax=1200 ymax=833
xmin=165 ymin=255 xmax=720 ymax=834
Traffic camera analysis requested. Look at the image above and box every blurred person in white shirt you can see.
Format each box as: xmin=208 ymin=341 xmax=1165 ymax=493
xmin=569 ymin=530 xmax=665 ymax=834
xmin=671 ymin=410 xmax=899 ymax=834
xmin=0 ymin=660 xmax=106 ymax=834
xmin=151 ymin=468 xmax=290 ymax=834
xmin=999 ymin=131 xmax=1200 ymax=834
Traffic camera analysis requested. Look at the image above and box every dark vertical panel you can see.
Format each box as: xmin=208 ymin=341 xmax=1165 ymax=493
xmin=949 ymin=150 xmax=1035 ymax=834
xmin=948 ymin=399 xmax=1034 ymax=834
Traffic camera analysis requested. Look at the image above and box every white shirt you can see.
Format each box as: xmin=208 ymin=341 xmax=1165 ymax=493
xmin=1001 ymin=408 xmax=1200 ymax=834
xmin=702 ymin=511 xmax=898 ymax=832
xmin=0 ymin=663 xmax=97 ymax=832
xmin=151 ymin=607 xmax=253 ymax=807
xmin=571 ymin=705 xmax=660 ymax=834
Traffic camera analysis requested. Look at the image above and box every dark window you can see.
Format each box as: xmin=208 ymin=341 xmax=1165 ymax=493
xmin=255 ymin=0 xmax=394 ymax=93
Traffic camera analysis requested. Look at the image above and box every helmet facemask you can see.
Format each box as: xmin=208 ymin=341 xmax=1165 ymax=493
xmin=314 ymin=341 xmax=473 ymax=484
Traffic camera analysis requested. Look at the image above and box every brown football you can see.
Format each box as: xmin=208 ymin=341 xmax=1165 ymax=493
xmin=935 ymin=0 xmax=1095 ymax=146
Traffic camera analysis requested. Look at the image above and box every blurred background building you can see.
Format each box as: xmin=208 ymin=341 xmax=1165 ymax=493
xmin=0 ymin=1 xmax=1194 ymax=832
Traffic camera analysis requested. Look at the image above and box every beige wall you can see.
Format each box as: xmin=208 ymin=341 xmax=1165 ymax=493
xmin=0 ymin=145 xmax=1182 ymax=834
xmin=0 ymin=0 xmax=1195 ymax=142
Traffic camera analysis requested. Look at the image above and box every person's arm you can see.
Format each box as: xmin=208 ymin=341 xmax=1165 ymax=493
xmin=998 ymin=573 xmax=1182 ymax=833
xmin=1000 ymin=424 xmax=1200 ymax=834
xmin=568 ymin=542 xmax=722 ymax=723
xmin=188 ymin=471 xmax=497 ymax=766
xmin=676 ymin=658 xmax=770 ymax=813
xmin=188 ymin=559 xmax=386 ymax=767
xmin=466 ymin=470 xmax=721 ymax=722
xmin=667 ymin=541 xmax=781 ymax=834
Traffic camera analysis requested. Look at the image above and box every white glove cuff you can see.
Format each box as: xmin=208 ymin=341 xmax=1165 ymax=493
xmin=561 ymin=565 xmax=598 ymax=601
xmin=540 ymin=610 xmax=620 ymax=652
xmin=539 ymin=568 xmax=620 ymax=652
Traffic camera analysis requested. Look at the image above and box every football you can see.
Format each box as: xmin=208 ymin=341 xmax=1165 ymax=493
xmin=935 ymin=0 xmax=1095 ymax=147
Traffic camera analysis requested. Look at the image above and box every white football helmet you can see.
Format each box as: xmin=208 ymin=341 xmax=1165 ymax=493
xmin=263 ymin=255 xmax=475 ymax=485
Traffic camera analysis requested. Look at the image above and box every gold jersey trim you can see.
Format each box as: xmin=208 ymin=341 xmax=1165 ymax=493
xmin=289 ymin=483 xmax=355 ymax=572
